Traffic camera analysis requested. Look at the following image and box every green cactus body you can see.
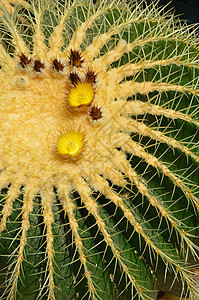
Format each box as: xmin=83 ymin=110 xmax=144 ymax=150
xmin=0 ymin=0 xmax=198 ymax=299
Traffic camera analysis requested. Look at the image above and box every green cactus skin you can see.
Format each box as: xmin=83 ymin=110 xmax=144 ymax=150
xmin=0 ymin=0 xmax=199 ymax=299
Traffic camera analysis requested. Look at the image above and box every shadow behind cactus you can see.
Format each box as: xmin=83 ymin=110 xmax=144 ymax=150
xmin=0 ymin=0 xmax=199 ymax=299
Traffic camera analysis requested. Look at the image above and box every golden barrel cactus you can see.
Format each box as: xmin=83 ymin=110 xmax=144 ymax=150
xmin=0 ymin=0 xmax=198 ymax=299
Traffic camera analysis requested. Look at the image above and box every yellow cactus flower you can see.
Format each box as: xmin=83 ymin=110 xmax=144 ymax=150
xmin=68 ymin=82 xmax=94 ymax=107
xmin=57 ymin=131 xmax=84 ymax=157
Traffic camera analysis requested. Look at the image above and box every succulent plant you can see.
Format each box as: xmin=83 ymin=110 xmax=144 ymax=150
xmin=0 ymin=0 xmax=199 ymax=299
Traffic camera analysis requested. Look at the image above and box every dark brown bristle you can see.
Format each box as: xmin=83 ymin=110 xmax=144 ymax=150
xmin=69 ymin=72 xmax=81 ymax=85
xmin=68 ymin=49 xmax=84 ymax=68
xmin=85 ymin=70 xmax=97 ymax=84
xmin=33 ymin=60 xmax=45 ymax=72
xmin=52 ymin=59 xmax=64 ymax=72
xmin=19 ymin=53 xmax=31 ymax=68
xmin=89 ymin=106 xmax=102 ymax=121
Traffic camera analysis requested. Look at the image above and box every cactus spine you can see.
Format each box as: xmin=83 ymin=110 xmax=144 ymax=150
xmin=0 ymin=0 xmax=198 ymax=299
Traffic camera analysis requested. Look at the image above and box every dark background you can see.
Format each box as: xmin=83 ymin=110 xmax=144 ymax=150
xmin=147 ymin=0 xmax=199 ymax=24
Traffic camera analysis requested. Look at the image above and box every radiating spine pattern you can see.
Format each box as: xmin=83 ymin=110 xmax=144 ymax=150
xmin=0 ymin=0 xmax=199 ymax=299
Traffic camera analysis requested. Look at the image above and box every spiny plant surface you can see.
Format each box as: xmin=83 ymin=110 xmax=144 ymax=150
xmin=0 ymin=0 xmax=199 ymax=299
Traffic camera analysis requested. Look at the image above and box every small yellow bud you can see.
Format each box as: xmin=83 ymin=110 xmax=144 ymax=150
xmin=57 ymin=131 xmax=84 ymax=157
xmin=68 ymin=82 xmax=94 ymax=107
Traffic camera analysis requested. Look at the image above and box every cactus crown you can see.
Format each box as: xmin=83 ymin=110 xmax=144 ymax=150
xmin=0 ymin=0 xmax=198 ymax=299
